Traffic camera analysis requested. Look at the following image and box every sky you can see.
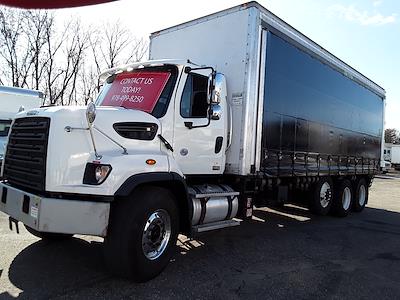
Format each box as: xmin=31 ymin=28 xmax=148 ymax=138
xmin=56 ymin=0 xmax=400 ymax=129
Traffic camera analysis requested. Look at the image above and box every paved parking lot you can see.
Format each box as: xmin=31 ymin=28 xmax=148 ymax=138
xmin=0 ymin=176 xmax=399 ymax=299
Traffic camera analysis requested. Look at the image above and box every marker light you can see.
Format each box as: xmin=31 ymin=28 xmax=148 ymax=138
xmin=146 ymin=159 xmax=156 ymax=165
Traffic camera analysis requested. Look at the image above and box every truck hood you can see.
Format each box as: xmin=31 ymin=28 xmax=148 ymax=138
xmin=18 ymin=105 xmax=160 ymax=127
xmin=14 ymin=105 xmax=169 ymax=195
xmin=16 ymin=105 xmax=164 ymax=157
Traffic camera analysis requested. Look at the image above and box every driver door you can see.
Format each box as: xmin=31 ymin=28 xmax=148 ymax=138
xmin=172 ymin=70 xmax=225 ymax=175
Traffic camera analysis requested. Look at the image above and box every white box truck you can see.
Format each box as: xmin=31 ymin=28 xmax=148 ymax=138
xmin=390 ymin=145 xmax=400 ymax=169
xmin=0 ymin=2 xmax=385 ymax=282
xmin=0 ymin=86 xmax=43 ymax=163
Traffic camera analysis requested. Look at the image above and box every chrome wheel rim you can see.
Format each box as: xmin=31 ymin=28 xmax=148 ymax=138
xmin=358 ymin=185 xmax=366 ymax=207
xmin=342 ymin=187 xmax=351 ymax=211
xmin=142 ymin=209 xmax=171 ymax=260
xmin=320 ymin=182 xmax=332 ymax=208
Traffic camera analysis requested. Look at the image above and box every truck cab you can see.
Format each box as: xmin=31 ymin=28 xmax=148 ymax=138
xmin=0 ymin=60 xmax=236 ymax=282
xmin=96 ymin=60 xmax=230 ymax=175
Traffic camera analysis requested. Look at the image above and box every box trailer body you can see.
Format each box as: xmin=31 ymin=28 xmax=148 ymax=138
xmin=150 ymin=2 xmax=385 ymax=177
xmin=0 ymin=2 xmax=385 ymax=282
xmin=390 ymin=145 xmax=400 ymax=168
xmin=383 ymin=143 xmax=392 ymax=161
xmin=0 ymin=86 xmax=43 ymax=162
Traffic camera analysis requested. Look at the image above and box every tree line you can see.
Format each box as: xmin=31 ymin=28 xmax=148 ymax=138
xmin=0 ymin=8 xmax=148 ymax=106
xmin=385 ymin=128 xmax=400 ymax=144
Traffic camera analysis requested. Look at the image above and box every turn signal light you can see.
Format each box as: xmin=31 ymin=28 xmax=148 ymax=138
xmin=146 ymin=159 xmax=156 ymax=165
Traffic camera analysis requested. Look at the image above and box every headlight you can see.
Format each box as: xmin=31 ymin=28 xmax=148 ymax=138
xmin=83 ymin=163 xmax=112 ymax=185
xmin=95 ymin=165 xmax=111 ymax=183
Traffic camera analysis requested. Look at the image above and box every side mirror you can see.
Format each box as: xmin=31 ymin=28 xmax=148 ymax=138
xmin=210 ymin=104 xmax=222 ymax=120
xmin=207 ymin=72 xmax=215 ymax=104
xmin=86 ymin=102 xmax=97 ymax=125
xmin=211 ymin=73 xmax=225 ymax=104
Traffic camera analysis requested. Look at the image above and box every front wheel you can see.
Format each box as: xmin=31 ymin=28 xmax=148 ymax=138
xmin=104 ymin=186 xmax=179 ymax=282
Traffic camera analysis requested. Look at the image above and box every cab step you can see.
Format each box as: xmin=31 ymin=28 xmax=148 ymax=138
xmin=188 ymin=184 xmax=239 ymax=199
xmin=189 ymin=191 xmax=239 ymax=199
xmin=191 ymin=219 xmax=240 ymax=234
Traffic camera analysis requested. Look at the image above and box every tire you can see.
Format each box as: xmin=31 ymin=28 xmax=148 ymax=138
xmin=24 ymin=225 xmax=73 ymax=241
xmin=104 ymin=186 xmax=179 ymax=282
xmin=353 ymin=178 xmax=368 ymax=212
xmin=309 ymin=177 xmax=333 ymax=215
xmin=331 ymin=179 xmax=353 ymax=217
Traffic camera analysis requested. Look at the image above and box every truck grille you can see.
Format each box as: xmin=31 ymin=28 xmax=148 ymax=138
xmin=3 ymin=117 xmax=50 ymax=193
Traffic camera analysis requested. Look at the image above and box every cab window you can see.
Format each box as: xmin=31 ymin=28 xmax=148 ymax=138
xmin=181 ymin=73 xmax=208 ymax=118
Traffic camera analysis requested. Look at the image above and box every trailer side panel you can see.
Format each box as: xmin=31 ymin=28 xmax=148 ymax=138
xmin=261 ymin=32 xmax=384 ymax=176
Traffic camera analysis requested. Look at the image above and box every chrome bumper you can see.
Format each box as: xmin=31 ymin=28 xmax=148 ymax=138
xmin=0 ymin=183 xmax=110 ymax=237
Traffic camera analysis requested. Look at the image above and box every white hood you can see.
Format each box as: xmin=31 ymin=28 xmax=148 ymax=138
xmin=14 ymin=105 xmax=168 ymax=195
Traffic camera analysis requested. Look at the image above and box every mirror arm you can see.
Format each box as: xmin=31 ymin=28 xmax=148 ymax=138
xmin=184 ymin=66 xmax=215 ymax=74
xmin=184 ymin=108 xmax=212 ymax=129
xmin=93 ymin=125 xmax=128 ymax=155
xmin=88 ymin=124 xmax=102 ymax=160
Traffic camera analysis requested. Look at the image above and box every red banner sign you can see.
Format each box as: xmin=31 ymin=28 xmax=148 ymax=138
xmin=101 ymin=71 xmax=171 ymax=113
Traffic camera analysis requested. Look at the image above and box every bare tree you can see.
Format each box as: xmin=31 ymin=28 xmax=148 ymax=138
xmin=0 ymin=8 xmax=148 ymax=106
xmin=88 ymin=21 xmax=148 ymax=93
xmin=385 ymin=128 xmax=400 ymax=144
xmin=80 ymin=64 xmax=99 ymax=105
xmin=43 ymin=22 xmax=63 ymax=104
xmin=92 ymin=21 xmax=148 ymax=69
xmin=23 ymin=10 xmax=54 ymax=91
xmin=58 ymin=21 xmax=90 ymax=105
xmin=129 ymin=36 xmax=148 ymax=62
xmin=0 ymin=8 xmax=26 ymax=87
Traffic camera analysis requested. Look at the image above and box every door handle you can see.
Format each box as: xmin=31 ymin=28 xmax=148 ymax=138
xmin=215 ymin=136 xmax=223 ymax=154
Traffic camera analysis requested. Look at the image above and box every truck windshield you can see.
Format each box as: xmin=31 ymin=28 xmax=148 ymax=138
xmin=96 ymin=66 xmax=178 ymax=118
xmin=0 ymin=120 xmax=11 ymax=137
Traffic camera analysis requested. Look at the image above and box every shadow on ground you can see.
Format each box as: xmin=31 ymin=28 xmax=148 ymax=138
xmin=1 ymin=205 xmax=400 ymax=299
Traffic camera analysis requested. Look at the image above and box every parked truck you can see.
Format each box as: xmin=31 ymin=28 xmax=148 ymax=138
xmin=0 ymin=2 xmax=385 ymax=282
xmin=389 ymin=144 xmax=400 ymax=170
xmin=0 ymin=86 xmax=43 ymax=164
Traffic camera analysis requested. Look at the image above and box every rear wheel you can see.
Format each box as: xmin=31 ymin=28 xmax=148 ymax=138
xmin=309 ymin=177 xmax=333 ymax=215
xmin=332 ymin=179 xmax=353 ymax=217
xmin=104 ymin=186 xmax=179 ymax=282
xmin=24 ymin=225 xmax=73 ymax=241
xmin=353 ymin=178 xmax=368 ymax=212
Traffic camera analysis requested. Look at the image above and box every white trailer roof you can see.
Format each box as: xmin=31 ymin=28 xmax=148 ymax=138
xmin=0 ymin=86 xmax=43 ymax=119
xmin=151 ymin=1 xmax=385 ymax=99
xmin=0 ymin=86 xmax=43 ymax=98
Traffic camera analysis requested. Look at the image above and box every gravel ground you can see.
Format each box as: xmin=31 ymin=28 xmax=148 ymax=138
xmin=0 ymin=176 xmax=399 ymax=299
